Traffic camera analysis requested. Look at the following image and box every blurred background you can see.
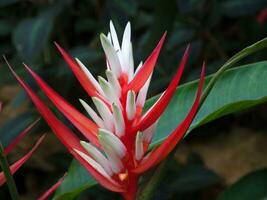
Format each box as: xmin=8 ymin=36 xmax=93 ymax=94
xmin=1 ymin=0 xmax=267 ymax=199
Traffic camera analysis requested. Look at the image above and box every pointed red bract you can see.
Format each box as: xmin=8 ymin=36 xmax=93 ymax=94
xmin=132 ymin=64 xmax=205 ymax=174
xmin=7 ymin=62 xmax=124 ymax=192
xmin=54 ymin=42 xmax=97 ymax=96
xmin=133 ymin=46 xmax=190 ymax=132
xmin=23 ymin=64 xmax=100 ymax=148
xmin=8 ymin=66 xmax=82 ymax=151
xmin=126 ymin=32 xmax=167 ymax=93
xmin=38 ymin=173 xmax=66 ymax=200
xmin=4 ymin=118 xmax=40 ymax=155
xmin=0 ymin=134 xmax=45 ymax=186
xmin=54 ymin=42 xmax=111 ymax=109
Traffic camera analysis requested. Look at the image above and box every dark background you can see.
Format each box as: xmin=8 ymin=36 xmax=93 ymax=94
xmin=1 ymin=0 xmax=267 ymax=199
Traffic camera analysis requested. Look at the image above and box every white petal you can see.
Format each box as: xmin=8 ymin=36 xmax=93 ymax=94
xmin=80 ymin=141 xmax=113 ymax=176
xmin=75 ymin=58 xmax=105 ymax=96
xmin=98 ymin=76 xmax=121 ymax=107
xmin=126 ymin=90 xmax=136 ymax=120
xmin=79 ymin=99 xmax=105 ymax=128
xmin=136 ymin=75 xmax=152 ymax=108
xmin=98 ymin=129 xmax=126 ymax=158
xmin=107 ymin=151 xmax=123 ymax=174
xmin=112 ymin=103 xmax=125 ymax=137
xmin=74 ymin=149 xmax=111 ymax=179
xmin=128 ymin=42 xmax=134 ymax=81
xmin=107 ymin=32 xmax=112 ymax=43
xmin=121 ymin=22 xmax=131 ymax=71
xmin=118 ymin=50 xmax=127 ymax=73
xmin=98 ymin=129 xmax=126 ymax=173
xmin=92 ymin=97 xmax=113 ymax=131
xmin=135 ymin=131 xmax=144 ymax=161
xmin=122 ymin=22 xmax=131 ymax=55
xmin=109 ymin=21 xmax=120 ymax=51
xmin=143 ymin=120 xmax=158 ymax=143
xmin=100 ymin=33 xmax=122 ymax=77
xmin=106 ymin=59 xmax=111 ymax=70
xmin=106 ymin=33 xmax=112 ymax=70
xmin=106 ymin=69 xmax=121 ymax=97
xmin=109 ymin=21 xmax=128 ymax=73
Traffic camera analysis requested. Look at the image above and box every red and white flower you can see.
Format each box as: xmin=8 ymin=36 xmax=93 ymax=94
xmin=8 ymin=21 xmax=205 ymax=199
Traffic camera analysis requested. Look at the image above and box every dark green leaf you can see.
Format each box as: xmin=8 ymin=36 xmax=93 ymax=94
xmin=0 ymin=112 xmax=36 ymax=148
xmin=220 ymin=0 xmax=267 ymax=17
xmin=0 ymin=0 xmax=18 ymax=7
xmin=0 ymin=19 xmax=15 ymax=36
xmin=177 ymin=0 xmax=205 ymax=13
xmin=12 ymin=5 xmax=63 ymax=63
xmin=113 ymin=0 xmax=137 ymax=16
xmin=170 ymin=165 xmax=220 ymax=193
xmin=218 ymin=169 xmax=267 ymax=200
xmin=12 ymin=17 xmax=51 ymax=62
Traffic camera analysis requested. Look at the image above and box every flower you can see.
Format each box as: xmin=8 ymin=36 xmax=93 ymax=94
xmin=8 ymin=21 xmax=205 ymax=199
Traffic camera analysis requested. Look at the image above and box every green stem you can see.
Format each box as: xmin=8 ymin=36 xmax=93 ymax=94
xmin=199 ymin=37 xmax=267 ymax=107
xmin=0 ymin=143 xmax=20 ymax=200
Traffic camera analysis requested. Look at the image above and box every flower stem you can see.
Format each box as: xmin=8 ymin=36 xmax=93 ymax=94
xmin=122 ymin=173 xmax=138 ymax=200
xmin=0 ymin=143 xmax=20 ymax=200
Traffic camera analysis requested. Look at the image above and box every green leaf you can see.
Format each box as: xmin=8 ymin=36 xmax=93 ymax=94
xmin=0 ymin=0 xmax=18 ymax=7
xmin=0 ymin=112 xmax=36 ymax=148
xmin=53 ymin=159 xmax=96 ymax=200
xmin=54 ymin=61 xmax=267 ymax=198
xmin=218 ymin=169 xmax=267 ymax=200
xmin=220 ymin=0 xmax=267 ymax=17
xmin=12 ymin=17 xmax=51 ymax=63
xmin=177 ymin=0 xmax=205 ymax=13
xmin=151 ymin=61 xmax=267 ymax=145
xmin=0 ymin=19 xmax=15 ymax=36
xmin=12 ymin=4 xmax=63 ymax=63
xmin=113 ymin=0 xmax=137 ymax=16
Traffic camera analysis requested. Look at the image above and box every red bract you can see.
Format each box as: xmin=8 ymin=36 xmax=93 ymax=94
xmin=8 ymin=21 xmax=205 ymax=199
